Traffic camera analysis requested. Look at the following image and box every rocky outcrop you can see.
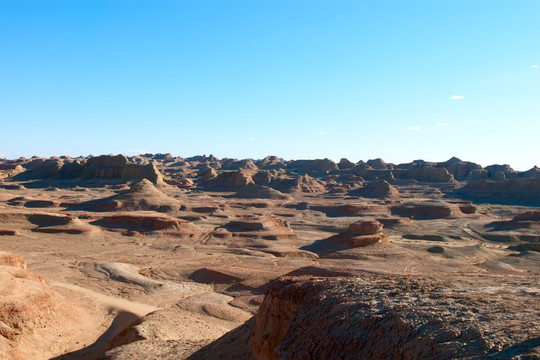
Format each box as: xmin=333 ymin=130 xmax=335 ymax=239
xmin=366 ymin=158 xmax=391 ymax=170
xmin=213 ymin=216 xmax=297 ymax=240
xmin=457 ymin=178 xmax=540 ymax=206
xmin=302 ymin=220 xmax=388 ymax=258
xmin=230 ymin=184 xmax=293 ymax=200
xmin=203 ymin=170 xmax=254 ymax=189
xmin=287 ymin=174 xmax=326 ymax=193
xmin=348 ymin=179 xmax=399 ymax=198
xmin=198 ymin=165 xmax=217 ymax=180
xmin=0 ymin=165 xmax=25 ymax=180
xmin=256 ymin=156 xmax=285 ymax=170
xmin=81 ymin=155 xmax=164 ymax=184
xmin=250 ymin=273 xmax=540 ymax=360
xmin=436 ymin=157 xmax=482 ymax=180
xmin=78 ymin=179 xmax=181 ymax=212
xmin=0 ymin=252 xmax=89 ymax=360
xmin=393 ymin=167 xmax=455 ymax=182
xmin=337 ymin=158 xmax=355 ymax=170
xmin=286 ymin=159 xmax=338 ymax=173
xmin=94 ymin=212 xmax=200 ymax=235
xmin=307 ymin=203 xmax=389 ymax=217
xmin=391 ymin=200 xmax=463 ymax=219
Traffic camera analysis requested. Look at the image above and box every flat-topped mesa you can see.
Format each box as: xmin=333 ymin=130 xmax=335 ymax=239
xmin=213 ymin=216 xmax=297 ymax=240
xmin=225 ymin=217 xmax=292 ymax=232
xmin=82 ymin=154 xmax=165 ymax=185
xmin=286 ymin=159 xmax=339 ymax=174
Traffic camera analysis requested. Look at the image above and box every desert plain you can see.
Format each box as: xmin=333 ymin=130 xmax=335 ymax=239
xmin=0 ymin=153 xmax=539 ymax=359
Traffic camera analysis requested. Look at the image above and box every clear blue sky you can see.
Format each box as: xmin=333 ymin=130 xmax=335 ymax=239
xmin=1 ymin=0 xmax=539 ymax=170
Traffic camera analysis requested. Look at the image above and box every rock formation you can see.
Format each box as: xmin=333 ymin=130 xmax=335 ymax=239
xmin=249 ymin=273 xmax=540 ymax=359
xmin=0 ymin=252 xmax=90 ymax=360
xmin=457 ymin=178 xmax=540 ymax=206
xmin=230 ymin=183 xmax=293 ymax=200
xmin=78 ymin=179 xmax=181 ymax=212
xmin=348 ymin=179 xmax=399 ymax=198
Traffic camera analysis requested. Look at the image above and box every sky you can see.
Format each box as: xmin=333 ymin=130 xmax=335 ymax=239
xmin=0 ymin=0 xmax=539 ymax=170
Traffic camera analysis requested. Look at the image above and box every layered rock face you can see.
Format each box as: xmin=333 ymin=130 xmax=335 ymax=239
xmin=348 ymin=179 xmax=399 ymax=198
xmin=457 ymin=178 xmax=540 ymax=206
xmin=391 ymin=200 xmax=464 ymax=219
xmin=82 ymin=155 xmax=164 ymax=184
xmin=250 ymin=273 xmax=540 ymax=360
xmin=204 ymin=170 xmax=255 ymax=188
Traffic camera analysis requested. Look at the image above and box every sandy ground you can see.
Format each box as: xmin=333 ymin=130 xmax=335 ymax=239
xmin=0 ymin=181 xmax=539 ymax=359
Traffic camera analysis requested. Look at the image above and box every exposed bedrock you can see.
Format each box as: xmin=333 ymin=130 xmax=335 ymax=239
xmin=249 ymin=273 xmax=540 ymax=360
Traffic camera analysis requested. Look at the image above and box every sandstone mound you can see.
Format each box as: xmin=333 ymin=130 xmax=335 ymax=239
xmin=94 ymin=212 xmax=200 ymax=236
xmin=176 ymin=292 xmax=252 ymax=323
xmin=80 ymin=179 xmax=181 ymax=212
xmin=347 ymin=179 xmax=399 ymax=198
xmin=303 ymin=220 xmax=388 ymax=259
xmin=249 ymin=274 xmax=540 ymax=359
xmin=32 ymin=216 xmax=101 ymax=235
xmin=81 ymin=154 xmax=165 ymax=185
xmin=308 ymin=203 xmax=389 ymax=217
xmin=229 ymin=183 xmax=292 ymax=200
xmin=203 ymin=170 xmax=254 ymax=189
xmin=213 ymin=216 xmax=297 ymax=240
xmin=391 ymin=200 xmax=463 ymax=219
xmin=197 ymin=165 xmax=217 ymax=180
xmin=0 ymin=252 xmax=91 ymax=360
xmin=7 ymin=195 xmax=60 ymax=208
xmin=288 ymin=174 xmax=326 ymax=193
xmin=0 ymin=165 xmax=25 ymax=180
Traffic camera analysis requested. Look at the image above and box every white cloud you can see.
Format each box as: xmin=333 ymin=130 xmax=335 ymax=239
xmin=300 ymin=142 xmax=307 ymax=146
xmin=533 ymin=65 xmax=538 ymax=69
xmin=249 ymin=137 xmax=256 ymax=141
xmin=408 ymin=126 xmax=421 ymax=131
xmin=318 ymin=131 xmax=326 ymax=135
xmin=449 ymin=95 xmax=464 ymax=100
xmin=438 ymin=122 xmax=448 ymax=127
